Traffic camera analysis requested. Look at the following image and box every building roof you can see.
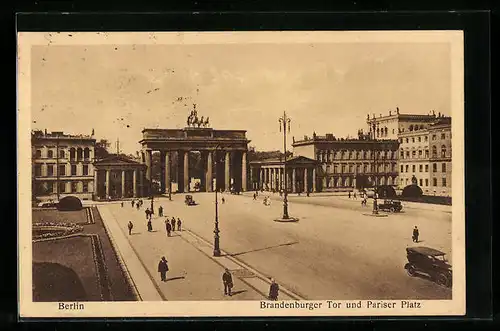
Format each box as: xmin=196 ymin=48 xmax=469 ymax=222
xmin=32 ymin=130 xmax=95 ymax=141
xmin=250 ymin=155 xmax=319 ymax=165
xmin=93 ymin=154 xmax=145 ymax=167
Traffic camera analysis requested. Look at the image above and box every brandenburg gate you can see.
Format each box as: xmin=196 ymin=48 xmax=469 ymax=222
xmin=139 ymin=106 xmax=250 ymax=194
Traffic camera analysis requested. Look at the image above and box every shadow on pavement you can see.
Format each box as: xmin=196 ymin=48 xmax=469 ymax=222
xmin=231 ymin=290 xmax=247 ymax=296
xmin=226 ymin=241 xmax=299 ymax=258
xmin=166 ymin=276 xmax=186 ymax=282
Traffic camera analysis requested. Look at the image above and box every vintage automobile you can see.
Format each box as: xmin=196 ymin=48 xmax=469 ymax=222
xmin=404 ymin=247 xmax=452 ymax=288
xmin=378 ymin=199 xmax=403 ymax=212
xmin=37 ymin=199 xmax=58 ymax=208
xmin=184 ymin=195 xmax=196 ymax=206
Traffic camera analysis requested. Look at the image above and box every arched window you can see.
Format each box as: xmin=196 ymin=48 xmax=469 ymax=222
xmin=348 ymin=151 xmax=352 ymax=159
xmin=441 ymin=145 xmax=447 ymax=158
xmin=409 ymin=125 xmax=414 ymax=131
xmin=363 ymin=151 xmax=367 ymax=159
xmin=47 ymin=150 xmax=53 ymax=158
xmin=418 ymin=149 xmax=423 ymax=158
xmin=70 ymin=148 xmax=76 ymax=160
xmin=385 ymin=127 xmax=388 ymax=136
xmin=432 ymin=145 xmax=437 ymax=158
xmin=59 ymin=150 xmax=65 ymax=158
xmin=77 ymin=148 xmax=83 ymax=160
xmin=35 ymin=150 xmax=42 ymax=158
xmin=84 ymin=147 xmax=90 ymax=160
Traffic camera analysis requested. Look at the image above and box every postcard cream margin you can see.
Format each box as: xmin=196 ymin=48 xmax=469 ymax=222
xmin=17 ymin=31 xmax=465 ymax=317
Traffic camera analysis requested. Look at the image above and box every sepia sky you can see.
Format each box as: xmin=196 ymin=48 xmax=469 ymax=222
xmin=30 ymin=37 xmax=451 ymax=154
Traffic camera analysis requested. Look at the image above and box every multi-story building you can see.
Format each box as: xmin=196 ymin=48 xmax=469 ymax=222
xmin=397 ymin=115 xmax=451 ymax=196
xmin=428 ymin=117 xmax=452 ymax=197
xmin=366 ymin=107 xmax=441 ymax=140
xmin=292 ymin=132 xmax=399 ymax=191
xmin=32 ymin=130 xmax=96 ymax=201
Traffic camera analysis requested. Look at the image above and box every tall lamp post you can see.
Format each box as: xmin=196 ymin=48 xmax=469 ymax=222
xmin=274 ymin=111 xmax=298 ymax=222
xmin=213 ymin=145 xmax=224 ymax=256
xmin=372 ymin=123 xmax=379 ymax=214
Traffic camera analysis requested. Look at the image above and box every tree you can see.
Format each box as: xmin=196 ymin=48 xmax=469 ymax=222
xmin=95 ymin=139 xmax=111 ymax=160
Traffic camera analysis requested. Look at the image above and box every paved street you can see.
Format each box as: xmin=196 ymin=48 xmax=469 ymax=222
xmin=100 ymin=192 xmax=452 ymax=300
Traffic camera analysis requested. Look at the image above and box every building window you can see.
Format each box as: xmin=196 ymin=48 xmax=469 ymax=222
xmin=419 ymin=165 xmax=423 ymax=172
xmin=71 ymin=165 xmax=77 ymax=176
xmin=433 ymin=178 xmax=437 ymax=186
xmin=47 ymin=164 xmax=53 ymax=177
xmin=442 ymin=178 xmax=447 ymax=187
xmin=425 ymin=136 xmax=428 ymax=142
xmin=432 ymin=146 xmax=437 ymax=158
xmin=35 ymin=150 xmax=42 ymax=158
xmin=401 ymin=178 xmax=404 ymax=185
xmin=392 ymin=163 xmax=396 ymax=172
xmin=425 ymin=179 xmax=429 ymax=186
xmin=425 ymin=165 xmax=429 ymax=172
xmin=425 ymin=150 xmax=429 ymax=158
xmin=441 ymin=145 xmax=447 ymax=158
xmin=406 ymin=138 xmax=409 ymax=143
xmin=363 ymin=164 xmax=368 ymax=173
xmin=419 ymin=179 xmax=423 ymax=186
xmin=333 ymin=165 xmax=337 ymax=174
xmin=412 ymin=165 xmax=416 ymax=173
xmin=412 ymin=151 xmax=416 ymax=158
xmin=60 ymin=150 xmax=65 ymax=158
xmin=34 ymin=164 xmax=42 ymax=177
xmin=412 ymin=138 xmax=415 ymax=143
xmin=418 ymin=150 xmax=422 ymax=158
xmin=84 ymin=148 xmax=90 ymax=160
xmin=341 ymin=165 xmax=345 ymax=173
xmin=59 ymin=165 xmax=66 ymax=176
xmin=401 ymin=165 xmax=404 ymax=173
xmin=418 ymin=137 xmax=421 ymax=142
xmin=406 ymin=151 xmax=410 ymax=158
xmin=349 ymin=165 xmax=353 ymax=173
xmin=363 ymin=151 xmax=367 ymax=159
xmin=348 ymin=152 xmax=352 ymax=159
xmin=47 ymin=150 xmax=54 ymax=158
xmin=432 ymin=135 xmax=437 ymax=140
xmin=441 ymin=133 xmax=446 ymax=139
xmin=77 ymin=148 xmax=83 ymax=160
xmin=70 ymin=148 xmax=76 ymax=160
xmin=400 ymin=149 xmax=404 ymax=158
xmin=83 ymin=181 xmax=88 ymax=192
xmin=405 ymin=165 xmax=409 ymax=172
xmin=433 ymin=163 xmax=437 ymax=172
xmin=442 ymin=163 xmax=446 ymax=172
xmin=392 ymin=129 xmax=395 ymax=134
xmin=60 ymin=182 xmax=66 ymax=193
xmin=71 ymin=182 xmax=78 ymax=193
xmin=83 ymin=165 xmax=89 ymax=176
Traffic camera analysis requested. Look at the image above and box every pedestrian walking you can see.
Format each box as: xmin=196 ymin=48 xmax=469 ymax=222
xmin=165 ymin=220 xmax=172 ymax=237
xmin=306 ymin=190 xmax=310 ymax=197
xmin=131 ymin=200 xmax=135 ymax=207
xmin=253 ymin=193 xmax=257 ymax=200
xmin=136 ymin=203 xmax=140 ymax=210
xmin=147 ymin=219 xmax=153 ymax=232
xmin=268 ymin=278 xmax=279 ymax=301
xmin=158 ymin=256 xmax=169 ymax=282
xmin=354 ymin=192 xmax=357 ymax=199
xmin=145 ymin=208 xmax=151 ymax=220
xmin=121 ymin=201 xmax=124 ymax=207
xmin=158 ymin=206 xmax=163 ymax=217
xmin=177 ymin=218 xmax=182 ymax=232
xmin=127 ymin=221 xmax=133 ymax=235
xmin=348 ymin=192 xmax=351 ymax=199
xmin=171 ymin=217 xmax=176 ymax=231
xmin=222 ymin=268 xmax=233 ymax=296
xmin=221 ymin=197 xmax=225 ymax=204
xmin=412 ymin=226 xmax=419 ymax=243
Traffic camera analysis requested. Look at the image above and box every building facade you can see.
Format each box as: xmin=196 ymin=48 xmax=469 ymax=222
xmin=32 ymin=130 xmax=96 ymax=201
xmin=292 ymin=133 xmax=399 ymax=192
xmin=428 ymin=117 xmax=452 ymax=197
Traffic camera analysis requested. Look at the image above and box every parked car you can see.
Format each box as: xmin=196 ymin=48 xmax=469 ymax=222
xmin=378 ymin=199 xmax=403 ymax=212
xmin=404 ymin=247 xmax=452 ymax=288
xmin=184 ymin=195 xmax=196 ymax=206
xmin=37 ymin=200 xmax=57 ymax=208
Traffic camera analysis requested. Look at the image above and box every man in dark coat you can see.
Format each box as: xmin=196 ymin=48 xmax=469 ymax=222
xmin=147 ymin=219 xmax=152 ymax=232
xmin=222 ymin=268 xmax=233 ymax=296
xmin=121 ymin=201 xmax=124 ymax=207
xmin=127 ymin=221 xmax=134 ymax=235
xmin=145 ymin=208 xmax=150 ymax=219
xmin=165 ymin=220 xmax=172 ymax=237
xmin=268 ymin=278 xmax=279 ymax=301
xmin=158 ymin=256 xmax=169 ymax=282
xmin=131 ymin=200 xmax=135 ymax=207
xmin=177 ymin=218 xmax=182 ymax=232
xmin=412 ymin=226 xmax=419 ymax=242
xmin=348 ymin=192 xmax=351 ymax=199
xmin=158 ymin=206 xmax=163 ymax=217
xmin=170 ymin=217 xmax=176 ymax=231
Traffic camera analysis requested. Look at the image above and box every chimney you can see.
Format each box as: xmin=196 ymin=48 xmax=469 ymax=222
xmin=389 ymin=110 xmax=392 ymax=116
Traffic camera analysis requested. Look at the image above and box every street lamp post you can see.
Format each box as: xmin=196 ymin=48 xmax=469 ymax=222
xmin=372 ymin=123 xmax=379 ymax=215
xmin=213 ymin=145 xmax=224 ymax=256
xmin=279 ymin=112 xmax=291 ymax=220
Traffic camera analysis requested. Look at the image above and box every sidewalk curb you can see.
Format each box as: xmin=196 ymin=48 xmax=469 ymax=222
xmin=183 ymin=229 xmax=307 ymax=301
